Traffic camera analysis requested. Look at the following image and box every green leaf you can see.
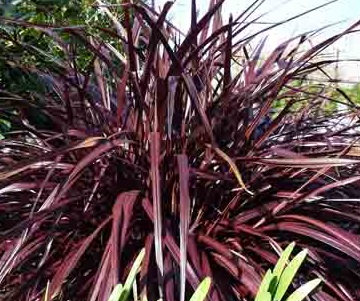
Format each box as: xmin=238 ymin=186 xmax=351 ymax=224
xmin=274 ymin=249 xmax=308 ymax=301
xmin=255 ymin=270 xmax=274 ymax=301
xmin=285 ymin=278 xmax=322 ymax=301
xmin=118 ymin=248 xmax=145 ymax=301
xmin=189 ymin=277 xmax=212 ymax=301
xmin=261 ymin=292 xmax=272 ymax=301
xmin=269 ymin=242 xmax=296 ymax=295
xmin=43 ymin=281 xmax=50 ymax=301
xmin=108 ymin=284 xmax=124 ymax=301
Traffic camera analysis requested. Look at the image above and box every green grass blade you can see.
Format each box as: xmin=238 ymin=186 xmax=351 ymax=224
xmin=274 ymin=249 xmax=308 ymax=301
xmin=119 ymin=248 xmax=145 ymax=301
xmin=44 ymin=281 xmax=50 ymax=301
xmin=189 ymin=277 xmax=212 ymax=301
xmin=285 ymin=278 xmax=322 ymax=301
xmin=269 ymin=242 xmax=296 ymax=295
xmin=255 ymin=269 xmax=274 ymax=301
xmin=262 ymin=292 xmax=272 ymax=301
xmin=108 ymin=284 xmax=124 ymax=301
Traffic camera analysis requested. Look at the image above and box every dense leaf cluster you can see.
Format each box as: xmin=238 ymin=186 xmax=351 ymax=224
xmin=0 ymin=1 xmax=360 ymax=301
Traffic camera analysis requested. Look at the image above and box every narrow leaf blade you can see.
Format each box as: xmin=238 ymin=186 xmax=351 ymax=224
xmin=274 ymin=249 xmax=308 ymax=301
xmin=120 ymin=249 xmax=145 ymax=301
xmin=285 ymin=278 xmax=322 ymax=301
xmin=189 ymin=277 xmax=212 ymax=301
xmin=255 ymin=269 xmax=274 ymax=301
xmin=108 ymin=284 xmax=124 ymax=301
xmin=269 ymin=242 xmax=296 ymax=294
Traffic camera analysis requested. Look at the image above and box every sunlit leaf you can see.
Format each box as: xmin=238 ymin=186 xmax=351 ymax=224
xmin=269 ymin=242 xmax=296 ymax=295
xmin=108 ymin=284 xmax=124 ymax=301
xmin=255 ymin=269 xmax=274 ymax=301
xmin=285 ymin=278 xmax=322 ymax=301
xmin=274 ymin=249 xmax=308 ymax=301
xmin=189 ymin=277 xmax=211 ymax=301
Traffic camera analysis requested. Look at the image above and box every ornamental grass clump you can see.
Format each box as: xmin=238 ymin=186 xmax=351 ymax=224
xmin=0 ymin=1 xmax=360 ymax=301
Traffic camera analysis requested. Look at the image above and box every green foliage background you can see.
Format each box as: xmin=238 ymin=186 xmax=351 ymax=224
xmin=0 ymin=0 xmax=125 ymax=134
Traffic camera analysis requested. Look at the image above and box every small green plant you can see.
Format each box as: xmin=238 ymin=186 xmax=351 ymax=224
xmin=255 ymin=243 xmax=321 ymax=301
xmin=187 ymin=277 xmax=211 ymax=301
xmin=107 ymin=249 xmax=211 ymax=301
xmin=106 ymin=243 xmax=317 ymax=301
xmin=107 ymin=248 xmax=145 ymax=301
